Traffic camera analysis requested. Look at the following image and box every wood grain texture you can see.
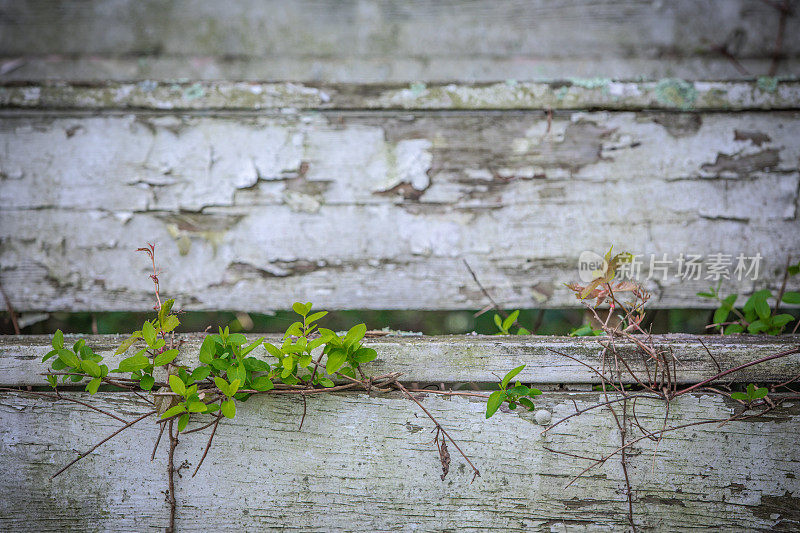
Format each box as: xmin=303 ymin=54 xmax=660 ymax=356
xmin=1 ymin=390 xmax=798 ymax=531
xmin=2 ymin=108 xmax=798 ymax=311
xmin=1 ymin=0 xmax=798 ymax=81
xmin=2 ymin=334 xmax=799 ymax=387
xmin=2 ymin=80 xmax=800 ymax=110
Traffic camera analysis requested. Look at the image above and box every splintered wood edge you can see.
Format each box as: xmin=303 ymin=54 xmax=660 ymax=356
xmin=1 ymin=79 xmax=798 ymax=111
xmin=2 ymin=333 xmax=798 ymax=386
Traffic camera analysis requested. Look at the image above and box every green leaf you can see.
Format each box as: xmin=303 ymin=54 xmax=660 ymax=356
xmin=252 ymin=376 xmax=274 ymax=391
xmin=713 ymin=294 xmax=737 ymax=325
xmin=502 ymin=310 xmax=519 ymax=332
xmin=221 ymin=399 xmax=236 ymax=419
xmin=243 ymin=357 xmax=270 ymax=372
xmin=199 ymin=336 xmax=216 ymax=364
xmin=285 ymin=322 xmax=304 ymax=337
xmin=118 ymin=354 xmax=150 ymax=372
xmin=57 ymin=349 xmax=81 ymax=368
xmin=493 ymin=314 xmax=503 ymax=331
xmin=510 ymin=384 xmax=530 ymax=396
xmin=730 ymin=392 xmax=749 ymax=401
xmin=352 ymin=347 xmax=378 ymax=364
xmin=187 ymin=401 xmax=207 ymax=413
xmin=326 ymin=348 xmax=347 ymax=374
xmin=177 ymin=413 xmax=190 ymax=432
xmin=160 ymin=315 xmax=180 ymax=334
xmin=754 ymin=295 xmax=771 ymax=321
xmin=241 ymin=338 xmax=263 ymax=357
xmin=228 ymin=379 xmax=240 ymax=396
xmin=297 ymin=353 xmax=312 ymax=368
xmin=86 ymin=377 xmax=101 ymax=395
xmin=746 ymin=383 xmax=755 ymax=397
xmin=161 ymin=404 xmax=187 ymax=419
xmin=318 ymin=377 xmax=334 ymax=387
xmin=307 ymin=311 xmax=327 ymax=323
xmin=228 ymin=364 xmax=247 ymax=385
xmin=292 ymin=302 xmax=310 ymax=316
xmin=528 ymin=387 xmax=543 ymax=396
xmin=224 ymin=334 xmax=244 ymax=348
xmin=191 ymin=366 xmax=211 ymax=383
xmin=52 ymin=358 xmax=67 ymax=371
xmin=169 ymin=375 xmax=186 ymax=397
xmin=154 ymin=349 xmax=179 ymax=367
xmin=724 ymin=324 xmax=745 ymax=334
xmin=753 ymin=387 xmax=769 ymax=399
xmin=72 ymin=339 xmax=85 ymax=354
xmin=344 ymin=324 xmax=367 ymax=346
xmin=46 ymin=374 xmax=57 ymax=388
xmin=772 ymin=314 xmax=795 ymax=329
xmin=501 ymin=365 xmax=526 ymax=390
xmin=696 ymin=291 xmax=715 ymax=299
xmin=142 ymin=320 xmax=157 ymax=346
xmin=214 ymin=377 xmax=230 ymax=396
xmin=139 ymin=374 xmax=155 ymax=391
xmin=517 ymin=327 xmax=530 ymax=335
xmin=781 ymin=292 xmax=800 ymax=305
xmin=263 ymin=342 xmax=283 ymax=358
xmin=747 ymin=320 xmax=767 ymax=334
xmin=158 ymin=299 xmax=175 ymax=323
xmin=281 ymin=356 xmax=294 ymax=378
xmin=52 ymin=329 xmax=64 ymax=350
xmin=485 ymin=390 xmax=506 ymax=419
xmin=210 ymin=357 xmax=229 ymax=372
xmin=80 ymin=359 xmax=102 ymax=378
xmin=115 ymin=335 xmax=140 ymax=355
xmin=518 ymin=397 xmax=535 ymax=411
xmin=42 ymin=349 xmax=58 ymax=363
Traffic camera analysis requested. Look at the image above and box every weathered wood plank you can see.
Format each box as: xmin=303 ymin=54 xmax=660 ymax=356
xmin=1 ymin=1 xmax=798 ymax=81
xmin=2 ymin=110 xmax=798 ymax=311
xmin=2 ymin=334 xmax=799 ymax=386
xmin=1 ymin=390 xmax=798 ymax=531
xmin=2 ymin=80 xmax=799 ymax=110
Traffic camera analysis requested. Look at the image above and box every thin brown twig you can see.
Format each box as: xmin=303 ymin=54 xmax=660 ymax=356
xmin=192 ymin=414 xmax=222 ymax=477
xmin=166 ymin=419 xmax=178 ymax=533
xmin=0 ymin=282 xmax=20 ymax=335
xmin=393 ymin=381 xmax=481 ymax=482
xmin=0 ymin=387 xmax=126 ymax=423
xmin=152 ymin=421 xmax=166 ymax=461
xmin=51 ymin=409 xmax=157 ymax=479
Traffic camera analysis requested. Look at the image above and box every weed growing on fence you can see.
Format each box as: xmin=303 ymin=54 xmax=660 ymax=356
xmin=699 ymin=259 xmax=800 ymax=334
xmin=465 ymin=248 xmax=800 ymax=531
xmin=35 ymin=243 xmax=487 ymax=531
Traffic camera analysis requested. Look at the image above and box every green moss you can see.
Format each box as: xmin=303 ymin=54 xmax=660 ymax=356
xmin=183 ymin=83 xmax=205 ymax=100
xmin=568 ymin=77 xmax=612 ymax=89
xmin=757 ymin=76 xmax=779 ymax=93
xmin=655 ymin=78 xmax=697 ymax=110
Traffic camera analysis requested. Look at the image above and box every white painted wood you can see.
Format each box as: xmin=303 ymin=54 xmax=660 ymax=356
xmin=1 ymin=1 xmax=798 ymax=81
xmin=2 ymin=108 xmax=798 ymax=311
xmin=1 ymin=390 xmax=797 ymax=531
xmin=2 ymin=334 xmax=799 ymax=387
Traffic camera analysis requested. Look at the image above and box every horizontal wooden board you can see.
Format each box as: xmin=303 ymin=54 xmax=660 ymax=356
xmin=1 ymin=390 xmax=798 ymax=531
xmin=2 ymin=334 xmax=799 ymax=386
xmin=2 ymin=80 xmax=800 ymax=111
xmin=1 ymin=109 xmax=798 ymax=311
xmin=1 ymin=1 xmax=798 ymax=81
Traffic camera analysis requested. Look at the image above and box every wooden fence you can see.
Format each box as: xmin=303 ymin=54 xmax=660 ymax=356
xmin=1 ymin=334 xmax=799 ymax=531
xmin=1 ymin=1 xmax=799 ymax=531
